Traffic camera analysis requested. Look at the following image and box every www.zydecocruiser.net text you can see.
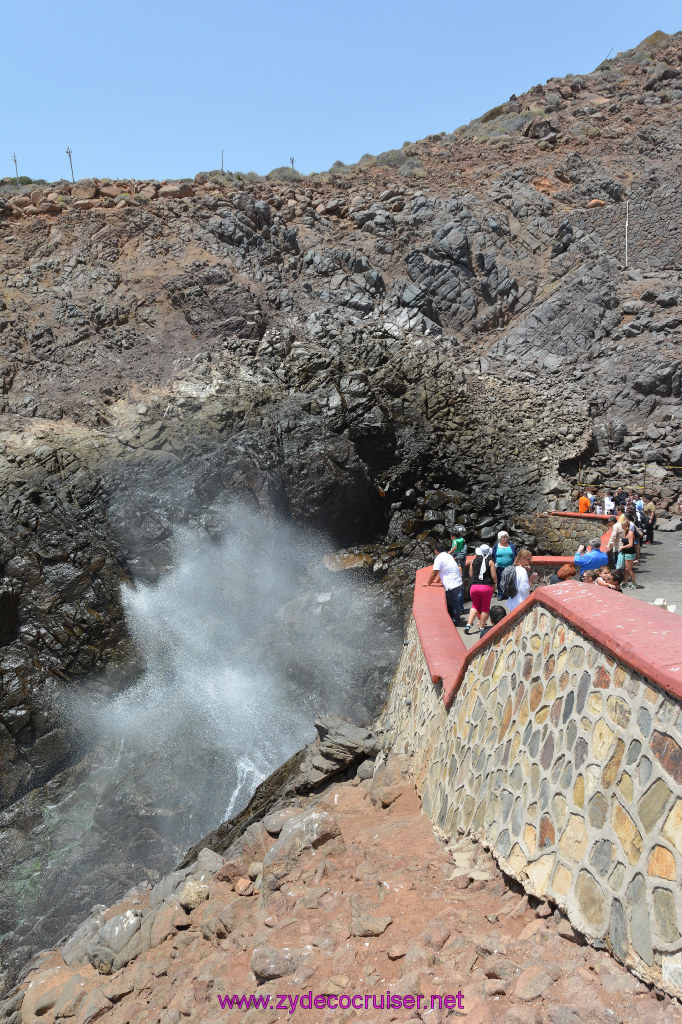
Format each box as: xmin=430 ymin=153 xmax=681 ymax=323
xmin=216 ymin=990 xmax=465 ymax=1013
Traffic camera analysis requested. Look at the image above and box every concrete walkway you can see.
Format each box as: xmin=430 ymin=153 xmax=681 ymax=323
xmin=626 ymin=530 xmax=682 ymax=612
xmin=456 ymin=528 xmax=682 ymax=649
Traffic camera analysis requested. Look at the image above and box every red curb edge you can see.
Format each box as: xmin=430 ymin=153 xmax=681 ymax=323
xmin=548 ymin=511 xmax=612 ymax=521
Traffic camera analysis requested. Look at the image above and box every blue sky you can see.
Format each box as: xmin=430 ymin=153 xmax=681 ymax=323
xmin=3 ymin=1 xmax=680 ymax=183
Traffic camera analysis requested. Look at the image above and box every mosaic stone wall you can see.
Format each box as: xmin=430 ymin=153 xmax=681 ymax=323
xmin=382 ymin=609 xmax=682 ymax=999
xmin=516 ymin=514 xmax=610 ymax=557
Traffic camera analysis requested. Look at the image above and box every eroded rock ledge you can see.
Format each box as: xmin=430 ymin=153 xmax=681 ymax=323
xmin=1 ymin=731 xmax=676 ymax=1024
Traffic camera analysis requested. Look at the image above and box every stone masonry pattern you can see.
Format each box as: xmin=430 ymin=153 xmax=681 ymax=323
xmin=516 ymin=514 xmax=611 ymax=557
xmin=382 ymin=611 xmax=682 ymax=999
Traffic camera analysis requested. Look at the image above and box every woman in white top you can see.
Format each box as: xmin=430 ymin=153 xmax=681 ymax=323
xmin=505 ymin=548 xmax=538 ymax=612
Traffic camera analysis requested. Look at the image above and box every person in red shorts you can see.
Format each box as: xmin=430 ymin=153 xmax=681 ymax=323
xmin=465 ymin=543 xmax=497 ymax=636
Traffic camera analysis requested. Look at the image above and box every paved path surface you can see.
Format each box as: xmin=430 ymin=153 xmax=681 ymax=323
xmin=627 ymin=530 xmax=682 ymax=611
xmin=456 ymin=528 xmax=682 ymax=650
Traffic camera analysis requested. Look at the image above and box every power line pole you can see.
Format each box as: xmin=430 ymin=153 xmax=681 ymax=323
xmin=11 ymin=153 xmax=18 ymax=185
xmin=65 ymin=146 xmax=75 ymax=183
xmin=625 ymin=200 xmax=629 ymax=268
xmin=221 ymin=149 xmax=224 ymax=173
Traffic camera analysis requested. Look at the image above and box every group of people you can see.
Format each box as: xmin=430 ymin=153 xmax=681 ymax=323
xmin=423 ymin=530 xmax=538 ymax=638
xmin=573 ymin=497 xmax=655 ymax=589
xmin=424 ymin=488 xmax=658 ymax=636
xmin=578 ymin=487 xmax=656 ymax=542
xmin=549 ymin=560 xmax=624 ymax=591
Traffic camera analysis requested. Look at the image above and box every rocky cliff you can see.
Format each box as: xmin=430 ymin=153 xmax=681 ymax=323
xmin=1 ymin=27 xmax=682 ymax=987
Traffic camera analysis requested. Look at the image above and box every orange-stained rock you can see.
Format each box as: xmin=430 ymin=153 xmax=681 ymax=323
xmin=539 ymin=813 xmax=555 ymax=847
xmin=612 ymin=802 xmax=643 ymax=865
xmin=158 ymin=183 xmax=194 ymax=199
xmin=150 ymin=900 xmax=189 ymax=947
xmin=499 ymin=697 xmax=512 ymax=741
xmin=648 ymin=845 xmax=676 ymax=880
xmin=602 ymin=739 xmax=625 ymax=788
xmin=21 ymin=966 xmax=78 ymax=1023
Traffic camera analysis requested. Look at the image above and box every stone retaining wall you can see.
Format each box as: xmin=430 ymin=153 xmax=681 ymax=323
xmin=517 ymin=512 xmax=611 ymax=556
xmin=382 ymin=590 xmax=682 ymax=998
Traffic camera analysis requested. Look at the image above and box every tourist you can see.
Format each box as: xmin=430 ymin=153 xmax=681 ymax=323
xmin=449 ymin=527 xmax=468 ymax=570
xmin=492 ymin=530 xmax=516 ymax=598
xmin=616 ymin=522 xmax=637 ymax=589
xmin=586 ymin=487 xmax=595 ymax=509
xmin=582 ymin=569 xmax=601 ymax=584
xmin=504 ymin=549 xmax=538 ymax=612
xmin=489 ymin=605 xmax=507 ymax=626
xmin=574 ymin=538 xmax=608 ymax=575
xmin=595 ymin=566 xmax=621 ymax=591
xmin=464 ymin=543 xmax=497 ymax=636
xmin=626 ymin=503 xmax=643 ymax=563
xmin=549 ymin=564 xmax=577 ymax=584
xmin=607 ymin=512 xmax=625 ymax=570
xmin=613 ymin=486 xmax=626 ymax=508
xmin=604 ymin=492 xmax=615 ymax=514
xmin=609 ymin=568 xmax=624 ymax=592
xmin=578 ymin=490 xmax=591 ymax=514
xmin=423 ymin=542 xmax=463 ymax=625
xmin=643 ymin=495 xmax=656 ymax=544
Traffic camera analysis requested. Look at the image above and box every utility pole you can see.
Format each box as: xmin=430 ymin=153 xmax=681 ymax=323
xmin=66 ymin=146 xmax=75 ymax=183
xmin=11 ymin=153 xmax=18 ymax=184
xmin=625 ymin=200 xmax=629 ymax=268
xmin=221 ymin=149 xmax=224 ymax=173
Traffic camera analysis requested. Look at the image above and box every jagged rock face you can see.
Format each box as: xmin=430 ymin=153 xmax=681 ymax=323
xmin=1 ymin=38 xmax=682 ymax=807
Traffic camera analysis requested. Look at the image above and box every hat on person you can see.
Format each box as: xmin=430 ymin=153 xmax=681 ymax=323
xmin=475 ymin=543 xmax=492 ymax=557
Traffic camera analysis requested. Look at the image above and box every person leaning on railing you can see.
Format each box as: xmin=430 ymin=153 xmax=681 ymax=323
xmin=549 ymin=564 xmax=578 ymax=584
xmin=422 ymin=541 xmax=464 ymax=626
